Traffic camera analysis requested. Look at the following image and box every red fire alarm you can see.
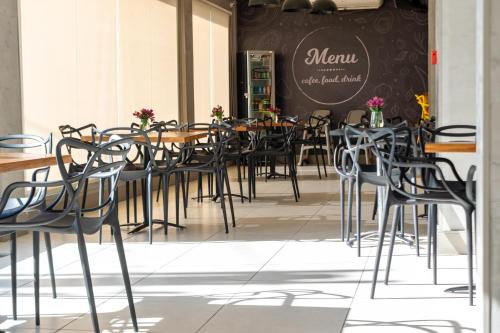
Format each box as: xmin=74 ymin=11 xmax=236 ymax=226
xmin=431 ymin=50 xmax=438 ymax=65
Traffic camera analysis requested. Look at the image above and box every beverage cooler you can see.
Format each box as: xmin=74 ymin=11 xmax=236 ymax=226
xmin=238 ymin=50 xmax=276 ymax=119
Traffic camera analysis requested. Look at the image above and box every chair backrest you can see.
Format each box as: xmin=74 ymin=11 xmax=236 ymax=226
xmin=310 ymin=110 xmax=331 ymax=128
xmin=345 ymin=110 xmax=368 ymax=125
xmin=418 ymin=124 xmax=476 ymax=156
xmin=0 ymin=134 xmax=53 ymax=206
xmin=364 ymin=127 xmax=471 ymax=207
xmin=0 ymin=134 xmax=52 ymax=154
xmin=94 ymin=127 xmax=162 ymax=175
xmin=57 ymin=137 xmax=132 ymax=225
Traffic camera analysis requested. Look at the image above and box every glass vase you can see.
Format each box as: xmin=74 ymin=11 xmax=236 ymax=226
xmin=140 ymin=119 xmax=148 ymax=131
xmin=370 ymin=111 xmax=384 ymax=128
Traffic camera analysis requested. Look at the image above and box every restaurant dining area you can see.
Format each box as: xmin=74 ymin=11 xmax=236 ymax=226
xmin=0 ymin=0 xmax=499 ymax=332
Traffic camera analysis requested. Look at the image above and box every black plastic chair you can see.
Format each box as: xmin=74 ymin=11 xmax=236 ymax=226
xmin=59 ymin=124 xmax=97 ymax=209
xmin=295 ymin=114 xmax=330 ymax=179
xmin=95 ymin=127 xmax=162 ymax=244
xmin=247 ymin=117 xmax=300 ymax=202
xmin=0 ymin=134 xmax=58 ymax=319
xmin=158 ymin=123 xmax=236 ymax=233
xmin=0 ymin=137 xmax=137 ymax=332
xmin=365 ymin=127 xmax=476 ymax=305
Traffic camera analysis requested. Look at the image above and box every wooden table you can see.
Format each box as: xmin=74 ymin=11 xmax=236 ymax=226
xmin=234 ymin=122 xmax=295 ymax=132
xmin=0 ymin=152 xmax=72 ymax=173
xmin=81 ymin=132 xmax=207 ymax=144
xmin=424 ymin=142 xmax=476 ymax=153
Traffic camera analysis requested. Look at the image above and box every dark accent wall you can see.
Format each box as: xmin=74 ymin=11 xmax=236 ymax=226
xmin=237 ymin=1 xmax=428 ymax=124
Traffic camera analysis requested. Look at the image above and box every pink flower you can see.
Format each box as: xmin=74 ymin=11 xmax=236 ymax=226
xmin=366 ymin=96 xmax=384 ymax=110
xmin=211 ymin=105 xmax=224 ymax=118
xmin=133 ymin=108 xmax=155 ymax=121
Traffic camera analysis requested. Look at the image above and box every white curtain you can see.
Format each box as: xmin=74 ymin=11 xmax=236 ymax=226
xmin=19 ymin=0 xmax=179 ymax=142
xmin=192 ymin=0 xmax=230 ymax=123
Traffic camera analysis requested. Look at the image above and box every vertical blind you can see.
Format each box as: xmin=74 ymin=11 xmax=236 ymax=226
xmin=19 ymin=0 xmax=178 ymax=142
xmin=192 ymin=0 xmax=230 ymax=123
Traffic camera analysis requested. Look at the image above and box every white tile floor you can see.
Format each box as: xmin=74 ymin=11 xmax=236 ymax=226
xmin=0 ymin=166 xmax=477 ymax=332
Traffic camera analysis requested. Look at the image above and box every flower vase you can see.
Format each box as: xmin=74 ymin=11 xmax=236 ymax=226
xmin=140 ymin=119 xmax=149 ymax=131
xmin=370 ymin=111 xmax=384 ymax=128
xmin=271 ymin=113 xmax=278 ymax=123
xmin=216 ymin=116 xmax=223 ymax=125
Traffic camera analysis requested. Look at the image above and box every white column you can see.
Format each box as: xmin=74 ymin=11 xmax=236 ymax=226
xmin=478 ymin=0 xmax=500 ymax=331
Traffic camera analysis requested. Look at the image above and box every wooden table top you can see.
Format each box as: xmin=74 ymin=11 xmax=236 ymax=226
xmin=0 ymin=152 xmax=72 ymax=173
xmin=81 ymin=132 xmax=207 ymax=144
xmin=424 ymin=142 xmax=476 ymax=153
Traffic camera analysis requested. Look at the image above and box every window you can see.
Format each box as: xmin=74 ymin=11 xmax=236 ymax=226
xmin=19 ymin=0 xmax=178 ymax=144
xmin=192 ymin=0 xmax=230 ymax=123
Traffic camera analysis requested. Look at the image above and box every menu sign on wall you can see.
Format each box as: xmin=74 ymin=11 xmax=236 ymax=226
xmin=292 ymin=27 xmax=370 ymax=105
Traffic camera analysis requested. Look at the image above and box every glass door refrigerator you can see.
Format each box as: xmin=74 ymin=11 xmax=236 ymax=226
xmin=240 ymin=51 xmax=275 ymax=119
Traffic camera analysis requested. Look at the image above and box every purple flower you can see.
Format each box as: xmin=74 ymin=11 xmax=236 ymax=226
xmin=133 ymin=108 xmax=155 ymax=121
xmin=366 ymin=96 xmax=385 ymax=111
xmin=211 ymin=105 xmax=224 ymax=118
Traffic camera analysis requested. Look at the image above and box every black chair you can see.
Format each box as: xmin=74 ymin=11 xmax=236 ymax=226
xmin=0 ymin=137 xmax=137 ymax=332
xmin=418 ymin=125 xmax=476 ymax=268
xmin=158 ymin=123 xmax=236 ymax=233
xmin=295 ymin=114 xmax=330 ymax=179
xmin=247 ymin=117 xmax=300 ymax=202
xmin=0 ymin=134 xmax=58 ymax=319
xmin=94 ymin=127 xmax=162 ymax=244
xmin=365 ymin=127 xmax=476 ymax=305
xmin=59 ymin=124 xmax=97 ymax=209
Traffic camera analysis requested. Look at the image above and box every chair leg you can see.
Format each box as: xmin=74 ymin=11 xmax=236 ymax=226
xmin=133 ymin=180 xmax=138 ymax=224
xmin=175 ymin=173 xmax=180 ymax=227
xmin=33 ymin=231 xmax=40 ymax=326
xmin=355 ymin=180 xmax=362 ymax=257
xmin=372 ymin=191 xmax=378 ymax=221
xmin=247 ymin=157 xmax=253 ymax=203
xmin=346 ymin=178 xmax=354 ymax=242
xmin=465 ymin=209 xmax=474 ymax=306
xmin=10 ymin=233 xmax=17 ymax=320
xmin=126 ymin=181 xmax=130 ymax=225
xmin=318 ymin=140 xmax=327 ymax=178
xmin=429 ymin=204 xmax=438 ymax=284
xmin=181 ymin=172 xmax=188 ymax=219
xmin=82 ymin=178 xmax=89 ymax=210
xmin=370 ymin=196 xmax=391 ymax=299
xmin=156 ymin=174 xmax=163 ymax=202
xmin=427 ymin=204 xmax=432 ymax=269
xmin=385 ymin=205 xmax=401 ymax=285
xmin=76 ymin=228 xmax=100 ymax=333
xmin=313 ymin=141 xmax=322 ymax=179
xmin=236 ymin=159 xmax=244 ymax=203
xmin=147 ymin=175 xmax=153 ymax=245
xmin=413 ymin=204 xmax=420 ymax=256
xmin=44 ymin=233 xmax=57 ymax=298
xmin=288 ymin=156 xmax=299 ymax=202
xmin=162 ymin=174 xmax=170 ymax=234
xmin=340 ymin=178 xmax=345 ymax=242
xmin=111 ymin=222 xmax=139 ymax=331
xmin=223 ymin=166 xmax=236 ymax=227
xmin=98 ymin=179 xmax=104 ymax=245
xmin=215 ymin=169 xmax=229 ymax=233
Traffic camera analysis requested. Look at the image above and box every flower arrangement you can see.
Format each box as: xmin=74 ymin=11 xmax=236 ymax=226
xmin=267 ymin=106 xmax=281 ymax=122
xmin=366 ymin=96 xmax=385 ymax=112
xmin=133 ymin=108 xmax=155 ymax=130
xmin=211 ymin=105 xmax=224 ymax=123
xmin=366 ymin=96 xmax=384 ymax=128
xmin=415 ymin=94 xmax=430 ymax=123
